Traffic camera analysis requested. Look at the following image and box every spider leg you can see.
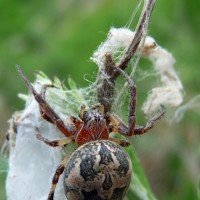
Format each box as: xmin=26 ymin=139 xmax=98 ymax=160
xmin=111 ymin=67 xmax=136 ymax=136
xmin=40 ymin=84 xmax=56 ymax=99
xmin=36 ymin=132 xmax=74 ymax=147
xmin=108 ymin=136 xmax=130 ymax=147
xmin=79 ymin=104 xmax=86 ymax=120
xmin=39 ymin=84 xmax=59 ymax=124
xmin=134 ymin=108 xmax=165 ymax=135
xmin=48 ymin=156 xmax=69 ymax=200
xmin=111 ymin=67 xmax=165 ymax=136
xmin=107 ymin=114 xmax=131 ymax=146
xmin=16 ymin=66 xmax=73 ymax=137
xmin=35 ymin=131 xmax=73 ymax=200
xmin=108 ymin=113 xmax=128 ymax=134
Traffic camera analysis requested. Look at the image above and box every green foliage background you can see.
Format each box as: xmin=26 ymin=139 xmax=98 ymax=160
xmin=0 ymin=0 xmax=200 ymax=200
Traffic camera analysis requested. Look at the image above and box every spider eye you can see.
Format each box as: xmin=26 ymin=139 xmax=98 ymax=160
xmin=83 ymin=111 xmax=90 ymax=121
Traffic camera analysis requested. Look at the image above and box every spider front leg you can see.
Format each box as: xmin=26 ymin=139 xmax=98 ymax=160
xmin=134 ymin=108 xmax=165 ymax=135
xmin=36 ymin=132 xmax=74 ymax=147
xmin=41 ymin=84 xmax=56 ymax=99
xmin=16 ymin=66 xmax=73 ymax=137
xmin=39 ymin=84 xmax=59 ymax=124
xmin=111 ymin=66 xmax=164 ymax=137
xmin=111 ymin=67 xmax=137 ymax=136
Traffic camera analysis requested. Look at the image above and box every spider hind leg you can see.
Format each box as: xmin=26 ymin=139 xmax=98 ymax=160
xmin=47 ymin=156 xmax=69 ymax=200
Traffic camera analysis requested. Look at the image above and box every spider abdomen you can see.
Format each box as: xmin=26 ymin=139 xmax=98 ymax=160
xmin=63 ymin=140 xmax=132 ymax=200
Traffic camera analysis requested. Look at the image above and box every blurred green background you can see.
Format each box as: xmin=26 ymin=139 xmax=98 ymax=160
xmin=0 ymin=0 xmax=200 ymax=199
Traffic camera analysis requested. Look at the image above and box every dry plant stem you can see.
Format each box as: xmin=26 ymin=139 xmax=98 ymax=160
xmin=97 ymin=55 xmax=116 ymax=114
xmin=97 ymin=0 xmax=155 ymax=113
xmin=117 ymin=0 xmax=155 ymax=70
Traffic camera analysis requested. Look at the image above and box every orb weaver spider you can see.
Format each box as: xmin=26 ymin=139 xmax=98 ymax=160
xmin=16 ymin=65 xmax=164 ymax=200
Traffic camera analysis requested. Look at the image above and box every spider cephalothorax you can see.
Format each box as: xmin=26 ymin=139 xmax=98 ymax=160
xmin=75 ymin=104 xmax=109 ymax=146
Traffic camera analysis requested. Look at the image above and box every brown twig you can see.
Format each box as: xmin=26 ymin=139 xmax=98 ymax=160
xmin=97 ymin=0 xmax=156 ymax=113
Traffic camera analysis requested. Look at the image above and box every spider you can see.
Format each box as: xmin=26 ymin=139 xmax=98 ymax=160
xmin=16 ymin=65 xmax=164 ymax=200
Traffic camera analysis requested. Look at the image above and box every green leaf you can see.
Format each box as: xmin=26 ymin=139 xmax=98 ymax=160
xmin=126 ymin=145 xmax=157 ymax=200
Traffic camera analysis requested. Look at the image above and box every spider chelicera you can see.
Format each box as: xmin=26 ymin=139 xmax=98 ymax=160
xmin=16 ymin=65 xmax=164 ymax=200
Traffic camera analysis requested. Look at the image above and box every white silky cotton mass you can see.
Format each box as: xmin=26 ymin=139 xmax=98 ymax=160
xmin=140 ymin=36 xmax=183 ymax=115
xmin=91 ymin=27 xmax=183 ymax=115
xmin=6 ymin=84 xmax=66 ymax=200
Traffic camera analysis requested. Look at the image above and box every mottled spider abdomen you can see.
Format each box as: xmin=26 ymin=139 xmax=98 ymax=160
xmin=63 ymin=140 xmax=132 ymax=200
